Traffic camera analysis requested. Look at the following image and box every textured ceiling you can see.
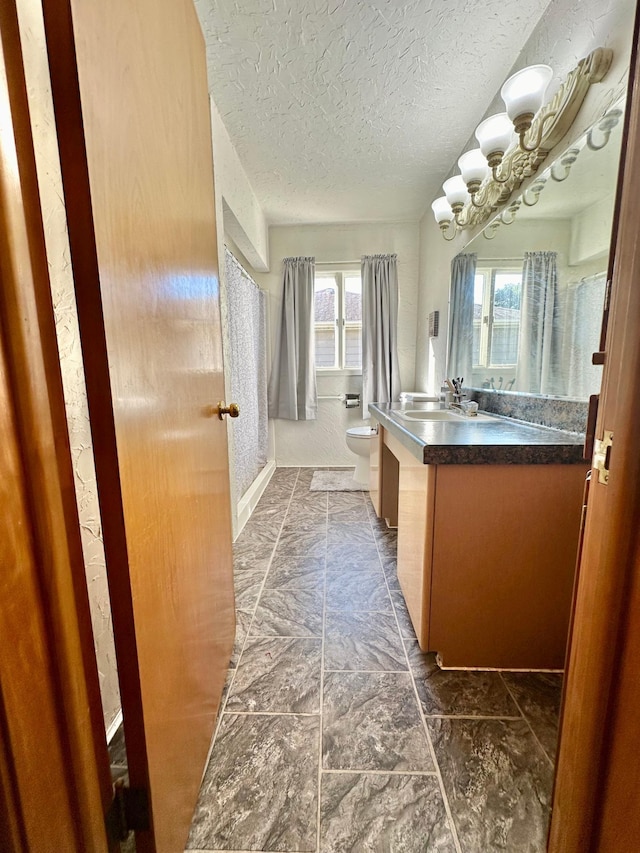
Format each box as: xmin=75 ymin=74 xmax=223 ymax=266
xmin=194 ymin=0 xmax=553 ymax=225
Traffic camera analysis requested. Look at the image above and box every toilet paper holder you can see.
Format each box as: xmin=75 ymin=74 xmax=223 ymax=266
xmin=343 ymin=393 xmax=360 ymax=409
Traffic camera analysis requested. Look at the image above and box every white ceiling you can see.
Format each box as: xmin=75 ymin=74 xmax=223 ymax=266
xmin=194 ymin=0 xmax=553 ymax=225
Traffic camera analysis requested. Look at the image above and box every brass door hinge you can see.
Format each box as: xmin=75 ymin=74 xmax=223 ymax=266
xmin=105 ymin=780 xmax=150 ymax=844
xmin=593 ymin=430 xmax=613 ymax=484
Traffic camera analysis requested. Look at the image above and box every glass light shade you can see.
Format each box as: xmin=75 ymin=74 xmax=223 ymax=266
xmin=501 ymin=64 xmax=553 ymax=121
xmin=443 ymin=175 xmax=470 ymax=207
xmin=458 ymin=149 xmax=489 ymax=186
xmin=431 ymin=196 xmax=454 ymax=223
xmin=475 ymin=113 xmax=514 ymax=158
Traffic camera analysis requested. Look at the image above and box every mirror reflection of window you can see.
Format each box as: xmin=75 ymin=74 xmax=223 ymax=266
xmin=450 ymin=100 xmax=624 ymax=401
xmin=473 ymin=268 xmax=522 ymax=378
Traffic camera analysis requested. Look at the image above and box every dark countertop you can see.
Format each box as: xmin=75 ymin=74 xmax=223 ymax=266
xmin=369 ymin=402 xmax=587 ymax=465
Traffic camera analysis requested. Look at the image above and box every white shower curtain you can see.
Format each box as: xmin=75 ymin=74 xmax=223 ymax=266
xmin=225 ymin=249 xmax=268 ymax=498
xmin=268 ymin=256 xmax=317 ymax=420
xmin=362 ymin=254 xmax=401 ymax=411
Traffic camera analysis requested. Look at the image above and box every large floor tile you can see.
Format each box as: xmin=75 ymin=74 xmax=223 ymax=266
xmin=226 ymin=637 xmax=322 ymax=713
xmin=188 ymin=714 xmax=319 ymax=852
xmin=326 ymin=540 xmax=379 ymax=564
xmin=390 ymin=589 xmax=417 ymax=639
xmin=278 ymin=524 xmax=327 ymax=557
xmin=327 ymin=522 xmax=375 ymax=547
xmin=501 ymin=672 xmax=563 ymax=762
xmin=323 ymin=671 xmax=432 ymax=771
xmin=251 ymin=588 xmax=324 ymax=637
xmin=234 ymin=520 xmax=281 ymax=549
xmin=428 ymin=717 xmax=554 ymax=853
xmin=320 ymin=772 xmax=456 ymax=853
xmin=232 ymin=567 xmax=266 ymax=611
xmin=406 ymin=644 xmax=521 ymax=717
xmin=324 ymin=611 xmax=407 ymax=671
xmin=325 ymin=571 xmax=391 ymax=611
xmin=233 ymin=540 xmax=275 ymax=564
xmin=229 ymin=609 xmax=253 ymax=669
xmin=325 ymin=553 xmax=382 ymax=573
xmin=265 ymin=553 xmax=326 ymax=590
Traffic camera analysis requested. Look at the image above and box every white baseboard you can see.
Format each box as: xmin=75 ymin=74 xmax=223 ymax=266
xmin=235 ymin=459 xmax=276 ymax=537
xmin=106 ymin=707 xmax=123 ymax=743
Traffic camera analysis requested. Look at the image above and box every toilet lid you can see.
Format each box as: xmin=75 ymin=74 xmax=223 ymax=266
xmin=347 ymin=426 xmax=375 ymax=437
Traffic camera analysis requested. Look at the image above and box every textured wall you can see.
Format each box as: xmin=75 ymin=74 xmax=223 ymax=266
xmin=255 ymin=221 xmax=420 ymax=467
xmin=16 ymin=0 xmax=121 ymax=731
xmin=415 ymin=0 xmax=636 ymax=394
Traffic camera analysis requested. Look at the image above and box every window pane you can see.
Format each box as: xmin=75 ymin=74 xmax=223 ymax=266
xmin=472 ymin=320 xmax=481 ymax=366
xmin=344 ymin=275 xmax=362 ymax=322
xmin=490 ymin=273 xmax=521 ymax=366
xmin=314 ymin=277 xmax=337 ymax=368
xmin=344 ymin=325 xmax=362 ymax=369
xmin=474 ymin=273 xmax=485 ymax=320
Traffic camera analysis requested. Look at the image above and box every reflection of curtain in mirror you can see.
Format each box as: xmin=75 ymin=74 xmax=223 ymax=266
xmin=226 ymin=249 xmax=269 ymax=498
xmin=562 ymin=273 xmax=606 ymax=398
xmin=447 ymin=253 xmax=476 ymax=382
xmin=516 ymin=251 xmax=563 ymax=394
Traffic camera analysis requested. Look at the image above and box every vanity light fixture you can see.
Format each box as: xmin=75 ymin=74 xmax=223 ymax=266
xmin=433 ymin=47 xmax=613 ymax=240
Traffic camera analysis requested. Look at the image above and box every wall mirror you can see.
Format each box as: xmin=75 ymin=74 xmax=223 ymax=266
xmin=448 ymin=101 xmax=624 ymax=400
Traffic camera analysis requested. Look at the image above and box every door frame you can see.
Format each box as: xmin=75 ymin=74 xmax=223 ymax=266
xmin=0 ymin=0 xmax=111 ymax=848
xmin=548 ymin=1 xmax=640 ymax=849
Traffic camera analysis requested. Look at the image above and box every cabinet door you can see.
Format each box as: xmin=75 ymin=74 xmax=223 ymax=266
xmin=385 ymin=432 xmax=435 ymax=649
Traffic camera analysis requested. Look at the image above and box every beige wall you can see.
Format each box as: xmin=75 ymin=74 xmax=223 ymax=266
xmin=255 ymin=222 xmax=420 ymax=467
xmin=415 ymin=0 xmax=635 ymax=394
xmin=16 ymin=0 xmax=121 ymax=732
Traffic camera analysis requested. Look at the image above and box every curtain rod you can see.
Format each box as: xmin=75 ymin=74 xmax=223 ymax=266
xmin=316 ymin=260 xmax=361 ymax=266
xmin=477 ymin=257 xmax=523 ymax=263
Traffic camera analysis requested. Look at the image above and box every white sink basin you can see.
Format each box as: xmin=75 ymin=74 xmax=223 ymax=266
xmin=397 ymin=409 xmax=498 ymax=423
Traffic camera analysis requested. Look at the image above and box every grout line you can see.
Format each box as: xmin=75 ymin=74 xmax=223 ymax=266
xmin=220 ymin=710 xmax=320 ymax=717
xmin=322 ymin=668 xmax=411 ymax=674
xmin=316 ymin=486 xmax=329 ymax=853
xmin=321 ymin=768 xmax=439 ymax=777
xmin=499 ymin=672 xmax=557 ymax=769
xmin=421 ymin=713 xmax=524 ymax=721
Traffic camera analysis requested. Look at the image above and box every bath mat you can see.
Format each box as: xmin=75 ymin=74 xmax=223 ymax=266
xmin=309 ymin=470 xmax=368 ymax=492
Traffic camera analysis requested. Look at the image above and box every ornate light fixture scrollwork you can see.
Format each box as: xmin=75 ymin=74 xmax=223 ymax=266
xmin=432 ymin=47 xmax=613 ymax=240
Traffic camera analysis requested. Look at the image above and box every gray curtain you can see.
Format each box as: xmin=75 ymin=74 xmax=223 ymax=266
xmin=225 ymin=248 xmax=268 ymax=498
xmin=268 ymin=256 xmax=317 ymax=420
xmin=362 ymin=253 xmax=401 ymax=411
xmin=447 ymin=253 xmax=477 ymax=382
xmin=516 ymin=251 xmax=562 ymax=394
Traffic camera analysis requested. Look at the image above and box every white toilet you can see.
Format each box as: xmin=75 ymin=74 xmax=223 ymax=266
xmin=345 ymin=426 xmax=376 ymax=485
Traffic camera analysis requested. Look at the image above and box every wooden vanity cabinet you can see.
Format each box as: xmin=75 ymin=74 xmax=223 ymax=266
xmin=379 ymin=429 xmax=587 ymax=669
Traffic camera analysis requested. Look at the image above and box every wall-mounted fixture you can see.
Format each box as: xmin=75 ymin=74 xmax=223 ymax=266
xmin=431 ymin=48 xmax=613 ymax=241
xmin=428 ymin=311 xmax=440 ymax=338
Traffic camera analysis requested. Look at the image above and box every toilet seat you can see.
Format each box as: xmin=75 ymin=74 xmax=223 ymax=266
xmin=346 ymin=426 xmax=375 ymax=439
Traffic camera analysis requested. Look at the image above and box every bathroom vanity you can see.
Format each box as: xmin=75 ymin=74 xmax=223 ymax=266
xmin=369 ymin=403 xmax=587 ymax=669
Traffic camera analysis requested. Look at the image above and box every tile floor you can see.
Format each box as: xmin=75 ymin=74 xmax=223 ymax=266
xmin=186 ymin=467 xmax=562 ymax=853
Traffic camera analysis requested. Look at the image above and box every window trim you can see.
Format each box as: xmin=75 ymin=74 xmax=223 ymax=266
xmin=314 ymin=268 xmax=363 ymax=374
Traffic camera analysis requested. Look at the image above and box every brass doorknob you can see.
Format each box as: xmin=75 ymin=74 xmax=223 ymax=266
xmin=217 ymin=401 xmax=240 ymax=420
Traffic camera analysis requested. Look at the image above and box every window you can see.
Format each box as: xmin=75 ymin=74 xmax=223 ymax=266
xmin=473 ymin=266 xmax=522 ymax=368
xmin=314 ymin=270 xmax=362 ymax=371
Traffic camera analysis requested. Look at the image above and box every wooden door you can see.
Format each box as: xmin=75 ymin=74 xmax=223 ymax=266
xmin=41 ymin=0 xmax=236 ymax=850
xmin=547 ymin=3 xmax=640 ymax=850
xmin=0 ymin=1 xmax=110 ymax=848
